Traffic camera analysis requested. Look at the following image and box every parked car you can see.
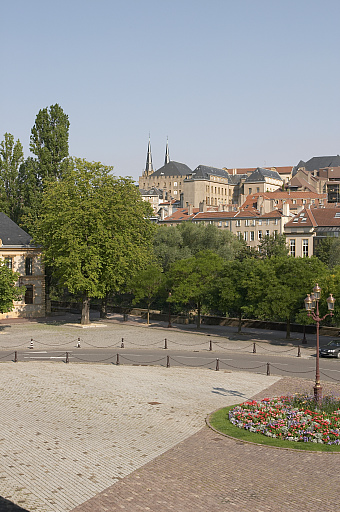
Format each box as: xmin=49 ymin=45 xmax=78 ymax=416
xmin=319 ymin=340 xmax=340 ymax=358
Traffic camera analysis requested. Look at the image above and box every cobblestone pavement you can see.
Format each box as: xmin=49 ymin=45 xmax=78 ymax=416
xmin=0 ymin=361 xmax=278 ymax=511
xmin=72 ymin=377 xmax=340 ymax=512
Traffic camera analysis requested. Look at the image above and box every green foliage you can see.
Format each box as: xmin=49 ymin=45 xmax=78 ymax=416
xmin=258 ymin=233 xmax=288 ymax=258
xmin=32 ymin=158 xmax=155 ymax=323
xmin=30 ymin=103 xmax=70 ymax=181
xmin=0 ymin=133 xmax=24 ymax=224
xmin=329 ymin=239 xmax=340 ymax=268
xmin=167 ymin=250 xmax=224 ymax=327
xmin=314 ymin=237 xmax=335 ymax=266
xmin=154 ymin=222 xmax=243 ymax=270
xmin=131 ymin=265 xmax=165 ymax=323
xmin=0 ymin=262 xmax=23 ymax=313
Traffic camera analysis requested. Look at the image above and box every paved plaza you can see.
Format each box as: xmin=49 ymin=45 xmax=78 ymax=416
xmin=0 ymin=316 xmax=339 ymax=511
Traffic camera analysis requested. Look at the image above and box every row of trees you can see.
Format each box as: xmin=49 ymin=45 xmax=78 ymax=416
xmin=1 ymin=103 xmax=339 ymax=330
xmin=131 ymin=223 xmax=340 ymax=336
xmin=0 ymin=104 xmax=70 ymax=232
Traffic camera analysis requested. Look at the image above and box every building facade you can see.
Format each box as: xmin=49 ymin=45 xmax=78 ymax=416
xmin=0 ymin=213 xmax=45 ymax=319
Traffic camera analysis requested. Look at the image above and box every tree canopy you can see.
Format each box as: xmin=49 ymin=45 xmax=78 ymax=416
xmin=32 ymin=158 xmax=155 ymax=324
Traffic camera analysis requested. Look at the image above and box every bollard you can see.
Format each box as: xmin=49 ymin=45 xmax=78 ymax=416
xmin=216 ymin=358 xmax=219 ymax=371
xmin=14 ymin=351 xmax=17 ymax=363
xmin=209 ymin=340 xmax=213 ymax=351
xmin=29 ymin=338 xmax=34 ymax=349
xmin=266 ymin=362 xmax=270 ymax=376
xmin=121 ymin=338 xmax=124 ymax=348
xmin=116 ymin=353 xmax=120 ymax=365
xmin=164 ymin=338 xmax=168 ymax=350
xmin=66 ymin=352 xmax=69 ymax=363
xmin=166 ymin=355 xmax=170 ymax=368
xmin=297 ymin=345 xmax=301 ymax=357
xmin=253 ymin=342 xmax=256 ymax=354
xmin=77 ymin=338 xmax=81 ymax=348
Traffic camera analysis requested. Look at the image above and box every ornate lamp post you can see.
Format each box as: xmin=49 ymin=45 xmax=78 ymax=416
xmin=304 ymin=284 xmax=335 ymax=405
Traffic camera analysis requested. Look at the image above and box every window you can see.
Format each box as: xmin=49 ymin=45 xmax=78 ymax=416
xmin=25 ymin=285 xmax=33 ymax=304
xmin=252 ymin=219 xmax=256 ymax=226
xmin=302 ymin=199 xmax=306 ymax=204
xmin=218 ymin=221 xmax=222 ymax=227
xmin=266 ymin=218 xmax=270 ymax=225
xmin=256 ymin=187 xmax=260 ymax=193
xmin=225 ymin=221 xmax=229 ymax=227
xmin=245 ymin=219 xmax=249 ymax=226
xmin=258 ymin=230 xmax=262 ymax=240
xmin=303 ymin=239 xmax=309 ymax=257
xmin=258 ymin=219 xmax=262 ymax=226
xmin=174 ymin=182 xmax=177 ymax=187
xmin=4 ymin=257 xmax=12 ymax=269
xmin=248 ymin=188 xmax=252 ymax=194
xmin=236 ymin=219 xmax=241 ymax=227
xmin=266 ymin=230 xmax=270 ymax=237
xmin=250 ymin=231 xmax=255 ymax=241
xmin=25 ymin=257 xmax=33 ymax=276
xmin=174 ymin=190 xmax=178 ymax=195
xmin=244 ymin=231 xmax=248 ymax=241
xmin=274 ymin=218 xmax=278 ymax=225
xmin=290 ymin=239 xmax=296 ymax=257
xmin=237 ymin=231 xmax=242 ymax=239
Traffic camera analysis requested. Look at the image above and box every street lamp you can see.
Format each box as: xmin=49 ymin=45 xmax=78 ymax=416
xmin=304 ymin=284 xmax=336 ymax=405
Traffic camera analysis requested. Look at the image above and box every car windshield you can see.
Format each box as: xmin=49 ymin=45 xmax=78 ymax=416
xmin=327 ymin=341 xmax=340 ymax=347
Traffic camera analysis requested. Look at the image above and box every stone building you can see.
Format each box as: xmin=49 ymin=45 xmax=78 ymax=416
xmin=0 ymin=213 xmax=45 ymax=319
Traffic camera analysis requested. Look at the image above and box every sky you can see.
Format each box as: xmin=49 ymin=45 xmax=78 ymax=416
xmin=1 ymin=0 xmax=340 ymax=181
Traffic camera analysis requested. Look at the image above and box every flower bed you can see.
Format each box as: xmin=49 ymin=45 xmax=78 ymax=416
xmin=229 ymin=395 xmax=340 ymax=445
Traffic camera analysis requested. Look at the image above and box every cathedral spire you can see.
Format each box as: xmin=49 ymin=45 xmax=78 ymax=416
xmin=144 ymin=135 xmax=154 ymax=176
xmin=165 ymin=137 xmax=170 ymax=165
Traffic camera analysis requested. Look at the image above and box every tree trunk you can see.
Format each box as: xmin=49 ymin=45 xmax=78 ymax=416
xmin=286 ymin=316 xmax=291 ymax=339
xmin=238 ymin=311 xmax=242 ymax=333
xmin=100 ymin=294 xmax=108 ymax=319
xmin=81 ymin=294 xmax=90 ymax=325
xmin=196 ymin=301 xmax=201 ymax=329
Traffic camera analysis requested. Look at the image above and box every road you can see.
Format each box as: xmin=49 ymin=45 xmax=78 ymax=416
xmin=2 ymin=345 xmax=340 ymax=383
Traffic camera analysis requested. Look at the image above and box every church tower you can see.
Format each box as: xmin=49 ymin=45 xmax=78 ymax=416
xmin=143 ymin=136 xmax=154 ymax=177
xmin=165 ymin=137 xmax=170 ymax=165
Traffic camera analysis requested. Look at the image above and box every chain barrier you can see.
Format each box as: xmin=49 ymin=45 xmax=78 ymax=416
xmin=0 ymin=351 xmax=14 ymax=360
xmin=256 ymin=344 xmax=298 ymax=353
xmin=213 ymin=342 xmax=254 ymax=351
xmin=71 ymin=354 xmax=116 ymax=363
xmin=269 ymin=364 xmax=313 ymax=374
xmin=118 ymin=354 xmax=166 ymax=364
xmin=169 ymin=356 xmax=216 ymax=368
xmin=218 ymin=360 xmax=267 ymax=371
xmin=320 ymin=370 xmax=340 ymax=382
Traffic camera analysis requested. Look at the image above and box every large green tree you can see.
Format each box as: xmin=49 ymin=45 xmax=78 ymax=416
xmin=167 ymin=250 xmax=224 ymax=328
xmin=32 ymin=158 xmax=155 ymax=324
xmin=30 ymin=103 xmax=70 ymax=181
xmin=131 ymin=264 xmax=165 ymax=324
xmin=0 ymin=133 xmax=24 ymax=223
xmin=255 ymin=256 xmax=328 ymax=338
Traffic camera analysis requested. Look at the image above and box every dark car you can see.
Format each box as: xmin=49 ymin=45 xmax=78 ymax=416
xmin=319 ymin=340 xmax=340 ymax=358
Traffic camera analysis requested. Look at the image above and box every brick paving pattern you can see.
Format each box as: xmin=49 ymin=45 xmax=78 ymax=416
xmin=0 ymin=360 xmax=277 ymax=511
xmin=0 ymin=317 xmax=339 ymax=512
xmin=72 ymin=377 xmax=340 ymax=512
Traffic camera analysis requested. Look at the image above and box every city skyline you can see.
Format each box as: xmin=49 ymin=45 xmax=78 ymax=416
xmin=2 ymin=0 xmax=340 ymax=181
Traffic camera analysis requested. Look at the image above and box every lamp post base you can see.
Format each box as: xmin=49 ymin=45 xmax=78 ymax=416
xmin=314 ymin=382 xmax=322 ymax=406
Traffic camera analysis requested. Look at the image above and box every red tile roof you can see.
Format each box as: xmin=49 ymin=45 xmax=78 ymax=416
xmin=285 ymin=207 xmax=340 ymax=228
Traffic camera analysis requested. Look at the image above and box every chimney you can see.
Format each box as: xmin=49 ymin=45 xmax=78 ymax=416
xmin=282 ymin=201 xmax=290 ymax=217
xmin=161 ymin=208 xmax=165 ymax=221
xmin=162 ymin=188 xmax=166 ymax=201
xmin=199 ymin=201 xmax=204 ymax=212
xmin=188 ymin=204 xmax=192 ymax=215
xmin=168 ymin=203 xmax=173 ymax=217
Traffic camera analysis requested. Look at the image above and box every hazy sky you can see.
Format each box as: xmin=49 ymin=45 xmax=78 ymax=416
xmin=2 ymin=0 xmax=340 ymax=181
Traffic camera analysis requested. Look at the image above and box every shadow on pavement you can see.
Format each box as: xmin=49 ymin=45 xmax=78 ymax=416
xmin=0 ymin=496 xmax=30 ymax=512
